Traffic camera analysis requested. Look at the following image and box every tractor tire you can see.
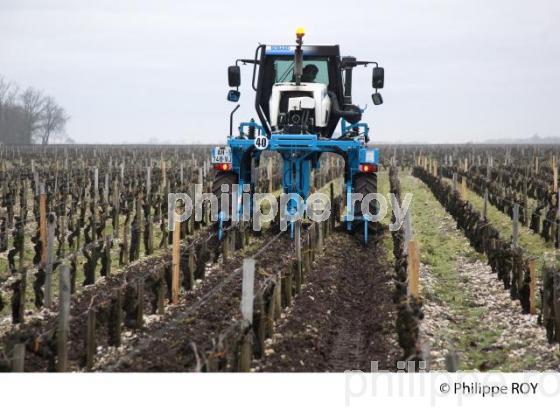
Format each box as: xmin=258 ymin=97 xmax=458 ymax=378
xmin=352 ymin=172 xmax=379 ymax=232
xmin=354 ymin=172 xmax=378 ymax=214
xmin=212 ymin=171 xmax=238 ymax=219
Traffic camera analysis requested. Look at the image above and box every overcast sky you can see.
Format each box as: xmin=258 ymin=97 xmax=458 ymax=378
xmin=1 ymin=0 xmax=559 ymax=144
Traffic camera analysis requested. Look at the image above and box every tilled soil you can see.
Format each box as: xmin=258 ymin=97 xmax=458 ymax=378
xmin=98 ymin=232 xmax=296 ymax=371
xmin=0 ymin=225 xmax=222 ymax=371
xmin=2 ymin=255 xmax=175 ymax=371
xmin=257 ymin=230 xmax=400 ymax=372
xmin=4 ymin=221 xmax=400 ymax=372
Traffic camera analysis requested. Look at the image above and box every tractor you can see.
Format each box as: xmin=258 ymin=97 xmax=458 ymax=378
xmin=210 ymin=28 xmax=385 ymax=243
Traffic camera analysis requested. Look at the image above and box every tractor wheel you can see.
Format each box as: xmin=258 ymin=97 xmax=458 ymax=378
xmin=212 ymin=171 xmax=238 ymax=219
xmin=354 ymin=172 xmax=378 ymax=215
xmin=352 ymin=172 xmax=379 ymax=233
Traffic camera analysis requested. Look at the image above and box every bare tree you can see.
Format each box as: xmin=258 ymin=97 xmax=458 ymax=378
xmin=0 ymin=76 xmax=22 ymax=144
xmin=5 ymin=85 xmax=19 ymax=106
xmin=0 ymin=76 xmax=10 ymax=136
xmin=1 ymin=76 xmax=69 ymax=145
xmin=0 ymin=76 xmax=18 ymax=118
xmin=19 ymin=87 xmax=45 ymax=143
xmin=39 ymin=96 xmax=69 ymax=145
xmin=0 ymin=76 xmax=11 ymax=103
xmin=0 ymin=78 xmax=20 ymax=111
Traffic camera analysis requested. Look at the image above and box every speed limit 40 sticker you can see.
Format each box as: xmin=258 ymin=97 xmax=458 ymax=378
xmin=254 ymin=136 xmax=269 ymax=150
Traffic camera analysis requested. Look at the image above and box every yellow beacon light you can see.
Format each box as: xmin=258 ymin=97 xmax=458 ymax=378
xmin=296 ymin=27 xmax=305 ymax=38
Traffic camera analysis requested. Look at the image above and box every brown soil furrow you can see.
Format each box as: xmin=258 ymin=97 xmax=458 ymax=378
xmin=98 ymin=232 xmax=295 ymax=371
xmin=257 ymin=230 xmax=399 ymax=372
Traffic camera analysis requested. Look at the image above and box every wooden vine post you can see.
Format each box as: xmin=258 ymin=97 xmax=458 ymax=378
xmin=146 ymin=165 xmax=151 ymax=198
xmin=404 ymin=208 xmax=419 ymax=297
xmin=57 ymin=265 xmax=71 ymax=372
xmin=554 ymin=272 xmax=560 ymax=343
xmin=92 ymin=167 xmax=98 ymax=242
xmin=39 ymin=183 xmax=47 ymax=268
xmin=85 ymin=309 xmax=96 ymax=370
xmin=241 ymin=258 xmax=255 ymax=323
xmin=534 ymin=155 xmax=539 ymax=175
xmin=11 ymin=343 xmax=25 ymax=372
xmin=161 ymin=156 xmax=167 ymax=188
xmin=239 ymin=258 xmax=255 ymax=371
xmin=523 ymin=168 xmax=529 ymax=227
xmin=407 ymin=240 xmax=420 ymax=297
xmin=171 ymin=214 xmax=181 ymax=304
xmin=267 ymin=157 xmax=273 ymax=192
xmin=136 ymin=280 xmax=145 ymax=328
xmin=557 ymin=191 xmax=560 ymax=250
xmin=112 ymin=179 xmax=120 ymax=238
xmin=45 ymin=213 xmax=57 ymax=306
xmin=180 ymin=163 xmax=184 ymax=189
xmin=295 ymin=220 xmax=302 ymax=293
xmin=512 ymin=204 xmax=519 ymax=248
xmin=553 ymin=155 xmax=558 ymax=193
xmin=483 ymin=188 xmax=488 ymax=220
xmin=528 ymin=258 xmax=537 ymax=315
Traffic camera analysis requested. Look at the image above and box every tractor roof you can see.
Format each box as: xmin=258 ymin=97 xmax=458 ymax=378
xmin=264 ymin=45 xmax=340 ymax=57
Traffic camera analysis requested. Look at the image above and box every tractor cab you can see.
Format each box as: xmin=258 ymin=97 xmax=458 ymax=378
xmin=228 ymin=37 xmax=384 ymax=140
xmin=257 ymin=45 xmax=347 ymax=138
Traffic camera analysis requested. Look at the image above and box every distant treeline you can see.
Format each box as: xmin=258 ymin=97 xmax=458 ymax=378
xmin=0 ymin=76 xmax=69 ymax=145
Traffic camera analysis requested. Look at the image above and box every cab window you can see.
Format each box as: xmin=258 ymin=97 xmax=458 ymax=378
xmin=273 ymin=59 xmax=329 ymax=85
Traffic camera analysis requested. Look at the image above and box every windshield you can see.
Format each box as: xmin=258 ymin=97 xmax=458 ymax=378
xmin=274 ymin=59 xmax=330 ymax=85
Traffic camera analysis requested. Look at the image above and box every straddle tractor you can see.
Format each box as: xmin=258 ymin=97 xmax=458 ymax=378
xmin=210 ymin=28 xmax=385 ymax=243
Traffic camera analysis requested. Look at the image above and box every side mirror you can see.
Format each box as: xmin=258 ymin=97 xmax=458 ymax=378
xmin=372 ymin=67 xmax=384 ymax=89
xmin=227 ymin=90 xmax=240 ymax=102
xmin=372 ymin=93 xmax=383 ymax=105
xmin=228 ymin=66 xmax=241 ymax=87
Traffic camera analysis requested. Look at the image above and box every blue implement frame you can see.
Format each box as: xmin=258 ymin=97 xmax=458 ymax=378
xmin=212 ymin=120 xmax=379 ymax=242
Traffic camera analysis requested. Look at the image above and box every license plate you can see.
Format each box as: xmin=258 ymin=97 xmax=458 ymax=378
xmin=211 ymin=146 xmax=232 ymax=164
